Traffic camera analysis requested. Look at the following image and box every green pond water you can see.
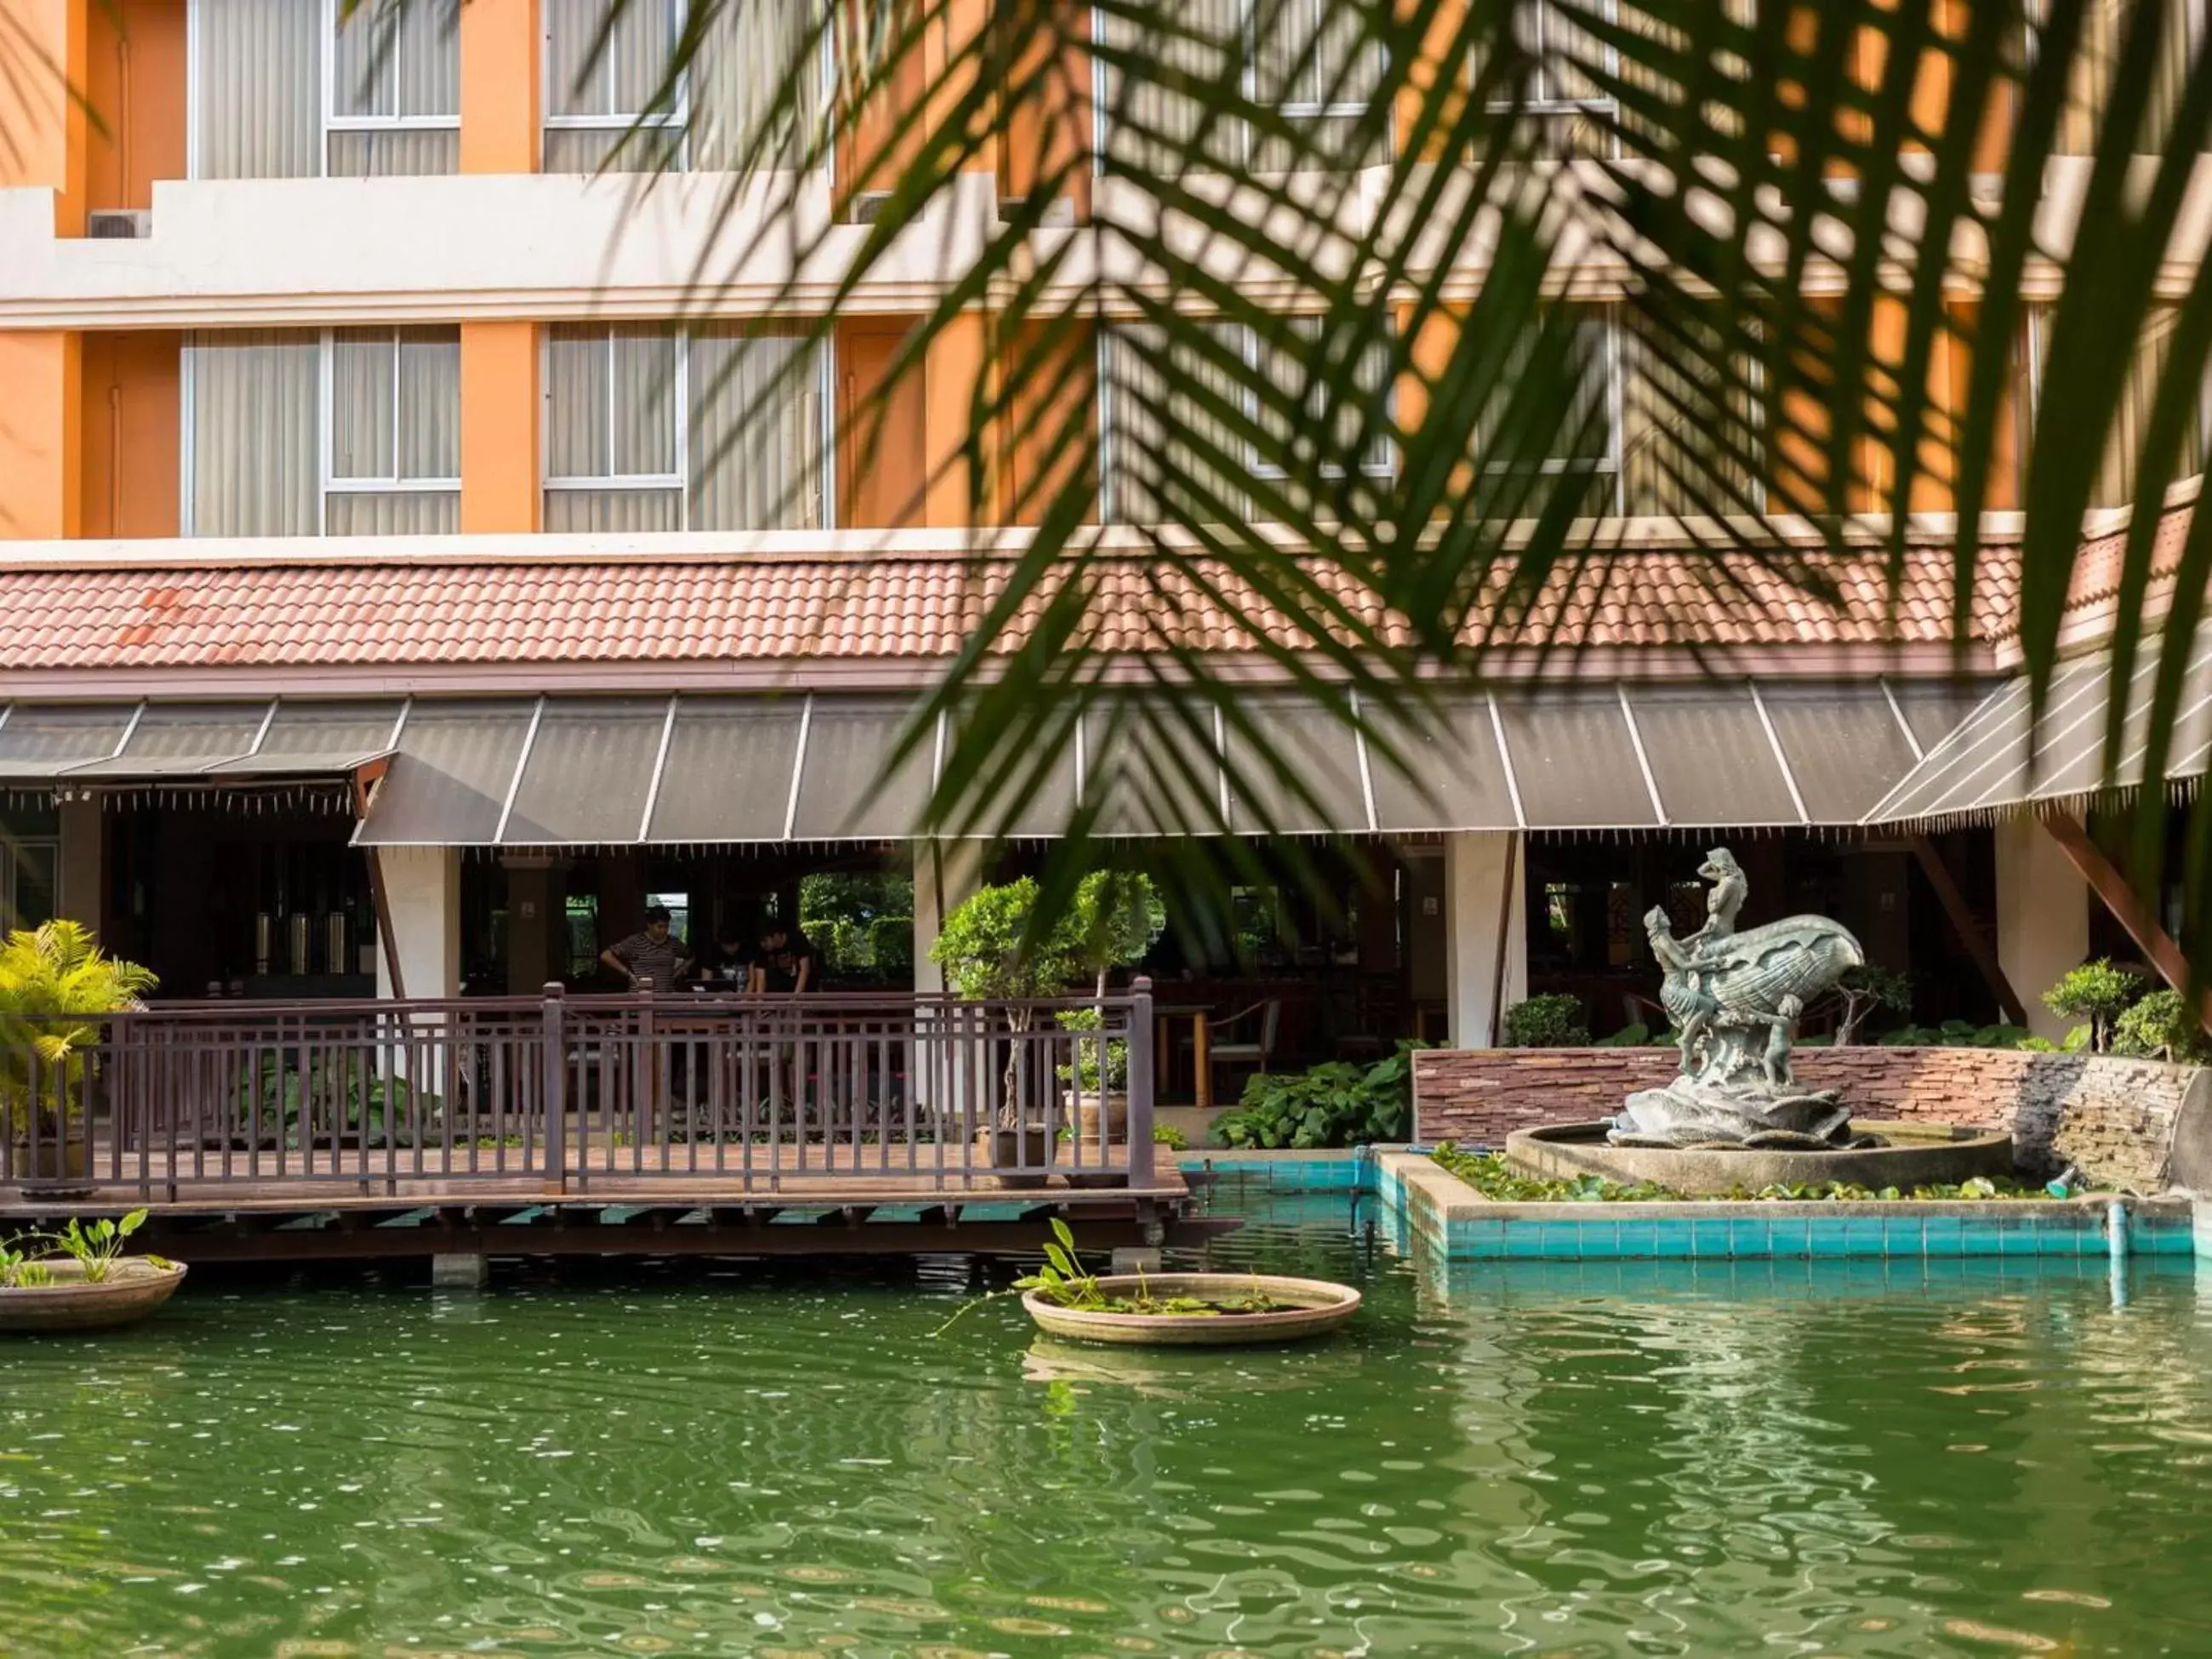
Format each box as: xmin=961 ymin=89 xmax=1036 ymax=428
xmin=3 ymin=1190 xmax=2211 ymax=1657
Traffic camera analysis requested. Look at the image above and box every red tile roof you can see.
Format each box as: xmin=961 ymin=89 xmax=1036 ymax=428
xmin=0 ymin=542 xmax=2027 ymax=676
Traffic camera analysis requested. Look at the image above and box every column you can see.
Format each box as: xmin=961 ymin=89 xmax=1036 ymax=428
xmin=504 ymin=853 xmax=567 ymax=994
xmin=54 ymin=795 xmax=102 ymax=930
xmin=0 ymin=0 xmax=89 ymax=233
xmin=1443 ymin=831 xmax=1527 ymax=1049
xmin=374 ymin=847 xmax=461 ymax=1001
xmin=459 ymin=0 xmax=540 ymax=174
xmin=460 ymin=322 xmax=539 ymax=533
xmin=912 ymin=840 xmax=983 ymax=993
xmin=0 ymin=332 xmax=82 ymax=538
xmin=1996 ymin=818 xmax=2089 ymax=1040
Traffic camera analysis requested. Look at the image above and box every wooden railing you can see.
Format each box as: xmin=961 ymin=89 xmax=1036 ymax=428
xmin=0 ymin=981 xmax=1158 ymax=1198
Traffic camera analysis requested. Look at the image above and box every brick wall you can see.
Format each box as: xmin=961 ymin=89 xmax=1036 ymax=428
xmin=1411 ymin=1046 xmax=2201 ymax=1187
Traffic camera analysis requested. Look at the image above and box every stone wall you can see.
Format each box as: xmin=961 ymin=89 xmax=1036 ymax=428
xmin=1411 ymin=1046 xmax=2207 ymax=1189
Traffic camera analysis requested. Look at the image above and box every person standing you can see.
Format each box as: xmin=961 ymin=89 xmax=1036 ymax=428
xmin=601 ymin=904 xmax=690 ymax=993
xmin=751 ymin=920 xmax=818 ymax=994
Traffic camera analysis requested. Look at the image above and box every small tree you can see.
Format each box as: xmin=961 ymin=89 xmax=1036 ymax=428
xmin=1065 ymin=871 xmax=1164 ymax=999
xmin=1831 ymin=964 xmax=1913 ymax=1046
xmin=931 ymin=879 xmax=1085 ymax=1127
xmin=2043 ymin=960 xmax=2142 ymax=1054
xmin=2112 ymin=989 xmax=2208 ymax=1063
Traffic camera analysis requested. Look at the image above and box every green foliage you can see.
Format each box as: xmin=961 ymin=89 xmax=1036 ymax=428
xmin=1053 ymin=1006 xmax=1127 ymax=1092
xmin=1502 ymin=995 xmax=1589 ymax=1048
xmin=50 ymin=1210 xmax=147 ymax=1284
xmin=1015 ymin=1217 xmax=1105 ymax=1311
xmin=1593 ymin=1022 xmax=1649 ymax=1048
xmin=2114 ymin=989 xmax=2209 ymax=1062
xmin=2044 ymin=960 xmax=2145 ymax=1053
xmin=1152 ymin=1121 xmax=1190 ymax=1151
xmin=798 ymin=872 xmax=915 ymax=984
xmin=1064 ymin=872 xmax=1165 ymax=992
xmin=1212 ymin=1043 xmax=1422 ymax=1149
xmin=930 ymin=879 xmax=1085 ymax=1001
xmin=0 ymin=921 xmax=157 ymax=1125
xmin=233 ymin=1056 xmax=433 ymax=1149
xmin=1429 ymin=1146 xmax=2052 ymax=1204
xmin=1830 ymin=964 xmax=1913 ymax=1044
xmin=1880 ymin=1020 xmax=2032 ymax=1049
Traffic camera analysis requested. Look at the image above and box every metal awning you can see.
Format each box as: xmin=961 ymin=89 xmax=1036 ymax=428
xmin=0 ymin=680 xmax=1978 ymax=841
xmin=1864 ymin=629 xmax=2212 ymax=824
xmin=0 ymin=698 xmax=403 ymax=782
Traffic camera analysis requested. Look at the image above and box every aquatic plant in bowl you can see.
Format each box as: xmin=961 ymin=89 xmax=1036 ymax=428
xmin=0 ymin=1209 xmax=186 ymax=1334
xmin=939 ymin=1220 xmax=1360 ymax=1347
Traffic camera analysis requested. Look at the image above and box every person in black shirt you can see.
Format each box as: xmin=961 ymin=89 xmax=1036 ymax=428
xmin=699 ymin=922 xmax=755 ymax=989
xmin=752 ymin=921 xmax=818 ymax=994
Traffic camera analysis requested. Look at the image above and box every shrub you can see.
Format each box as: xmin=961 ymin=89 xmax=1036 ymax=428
xmin=1211 ymin=1043 xmax=1423 ymax=1149
xmin=1593 ymin=1022 xmax=1650 ymax=1048
xmin=867 ymin=915 xmax=914 ymax=976
xmin=1502 ymin=994 xmax=1588 ymax=1047
xmin=2044 ymin=960 xmax=2143 ymax=1053
xmin=2113 ymin=989 xmax=2207 ymax=1062
xmin=1830 ymin=964 xmax=1912 ymax=1045
xmin=0 ymin=921 xmax=157 ymax=1132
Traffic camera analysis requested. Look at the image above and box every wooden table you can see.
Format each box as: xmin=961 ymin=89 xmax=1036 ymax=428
xmin=1153 ymin=1002 xmax=1215 ymax=1110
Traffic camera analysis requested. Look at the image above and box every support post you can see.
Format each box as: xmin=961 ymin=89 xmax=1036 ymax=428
xmin=431 ymin=1252 xmax=489 ymax=1291
xmin=2041 ymin=813 xmax=2212 ymax=1033
xmin=1444 ymin=832 xmax=1527 ymax=1047
xmin=1126 ymin=976 xmax=1156 ymax=1188
xmin=540 ymin=982 xmax=567 ymax=1196
xmin=1907 ymin=835 xmax=2026 ymax=1024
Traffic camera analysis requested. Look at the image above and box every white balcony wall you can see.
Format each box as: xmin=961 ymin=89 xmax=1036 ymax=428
xmin=0 ymin=172 xmax=996 ymax=328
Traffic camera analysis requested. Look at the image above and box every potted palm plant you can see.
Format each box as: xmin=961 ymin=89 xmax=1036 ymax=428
xmin=0 ymin=921 xmax=157 ymax=1191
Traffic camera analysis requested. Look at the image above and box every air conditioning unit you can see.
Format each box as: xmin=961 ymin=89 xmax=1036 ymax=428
xmin=86 ymin=209 xmax=151 ymax=240
xmin=847 ymin=190 xmax=891 ymax=224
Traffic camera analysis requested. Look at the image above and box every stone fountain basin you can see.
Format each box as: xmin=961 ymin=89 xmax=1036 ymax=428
xmin=1505 ymin=1120 xmax=2015 ymax=1198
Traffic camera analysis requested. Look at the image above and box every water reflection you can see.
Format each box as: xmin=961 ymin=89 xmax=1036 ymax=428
xmin=0 ymin=1216 xmax=2204 ymax=1653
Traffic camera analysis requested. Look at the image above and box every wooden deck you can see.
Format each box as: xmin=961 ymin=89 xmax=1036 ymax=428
xmin=0 ymin=1150 xmax=1221 ymax=1263
xmin=0 ymin=986 xmax=1218 ymax=1258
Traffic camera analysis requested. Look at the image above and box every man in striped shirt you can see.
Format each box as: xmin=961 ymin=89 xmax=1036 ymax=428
xmin=601 ymin=904 xmax=690 ymax=993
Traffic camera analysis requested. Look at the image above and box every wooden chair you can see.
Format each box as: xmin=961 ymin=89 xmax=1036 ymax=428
xmin=1195 ymin=999 xmax=1282 ymax=1099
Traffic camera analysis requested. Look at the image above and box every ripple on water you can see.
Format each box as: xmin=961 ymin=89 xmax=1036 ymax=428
xmin=0 ymin=1233 xmax=2209 ymax=1654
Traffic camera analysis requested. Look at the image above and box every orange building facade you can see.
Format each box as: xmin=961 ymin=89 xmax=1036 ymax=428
xmin=0 ymin=0 xmax=2197 ymax=1065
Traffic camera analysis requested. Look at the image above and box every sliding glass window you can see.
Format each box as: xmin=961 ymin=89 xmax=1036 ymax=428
xmin=2020 ymin=304 xmax=2210 ymax=510
xmin=1099 ymin=318 xmax=1394 ymax=524
xmin=183 ymin=329 xmax=460 ymax=537
xmin=190 ymin=0 xmax=459 ymax=179
xmin=543 ymin=0 xmax=824 ymax=172
xmin=1102 ymin=0 xmax=1387 ymax=174
xmin=543 ymin=325 xmax=832 ymax=531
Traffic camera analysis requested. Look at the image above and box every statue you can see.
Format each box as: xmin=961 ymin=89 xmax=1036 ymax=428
xmin=1610 ymin=848 xmax=1868 ymax=1150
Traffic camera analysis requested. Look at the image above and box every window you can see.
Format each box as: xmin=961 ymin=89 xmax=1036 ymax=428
xmin=1469 ymin=308 xmax=1622 ymax=516
xmin=543 ymin=325 xmax=831 ymax=531
xmin=2020 ymin=305 xmax=2210 ymax=510
xmin=190 ymin=0 xmax=459 ymax=180
xmin=2028 ymin=0 xmax=2201 ymax=155
xmin=2 ymin=838 xmax=57 ymax=932
xmin=1099 ymin=319 xmax=1394 ymax=523
xmin=1103 ymin=0 xmax=1387 ymax=174
xmin=1619 ymin=312 xmax=1768 ymax=516
xmin=1474 ymin=0 xmax=1622 ymax=157
xmin=184 ymin=329 xmax=460 ymax=537
xmin=543 ymin=0 xmax=824 ymax=173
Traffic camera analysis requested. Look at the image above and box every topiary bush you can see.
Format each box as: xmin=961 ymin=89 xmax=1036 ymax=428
xmin=2112 ymin=989 xmax=2209 ymax=1062
xmin=1502 ymin=994 xmax=1589 ymax=1047
xmin=2043 ymin=959 xmax=2144 ymax=1053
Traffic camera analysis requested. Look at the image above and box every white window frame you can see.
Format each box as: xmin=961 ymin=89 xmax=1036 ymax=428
xmin=180 ymin=330 xmax=461 ymax=537
xmin=185 ymin=0 xmax=460 ymax=180
xmin=1473 ymin=306 xmax=1625 ymax=514
xmin=1474 ymin=0 xmax=1623 ymax=158
xmin=539 ymin=327 xmax=841 ymax=531
xmin=1096 ymin=318 xmax=1398 ymax=523
xmin=541 ymin=0 xmax=692 ymax=171
xmin=1091 ymin=0 xmax=1393 ymax=173
xmin=323 ymin=330 xmax=465 ymax=529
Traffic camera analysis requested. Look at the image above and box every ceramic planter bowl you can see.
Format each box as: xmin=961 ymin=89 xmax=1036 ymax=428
xmin=0 ymin=1257 xmax=187 ymax=1334
xmin=1022 ymin=1273 xmax=1360 ymax=1346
